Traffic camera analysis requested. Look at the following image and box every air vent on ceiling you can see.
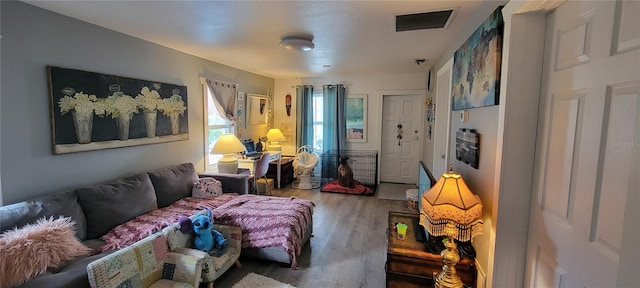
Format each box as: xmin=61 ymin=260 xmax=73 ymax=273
xmin=395 ymin=10 xmax=454 ymax=32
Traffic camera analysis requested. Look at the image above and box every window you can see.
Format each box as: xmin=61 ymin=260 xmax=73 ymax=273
xmin=204 ymin=85 xmax=232 ymax=171
xmin=312 ymin=91 xmax=323 ymax=153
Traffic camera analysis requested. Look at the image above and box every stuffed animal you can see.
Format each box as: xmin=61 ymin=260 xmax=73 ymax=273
xmin=178 ymin=208 xmax=226 ymax=252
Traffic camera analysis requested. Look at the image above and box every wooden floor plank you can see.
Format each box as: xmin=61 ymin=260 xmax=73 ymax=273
xmin=211 ymin=186 xmax=415 ymax=288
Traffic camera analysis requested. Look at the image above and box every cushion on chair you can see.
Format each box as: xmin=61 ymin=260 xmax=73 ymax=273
xmin=162 ymin=217 xmax=242 ymax=283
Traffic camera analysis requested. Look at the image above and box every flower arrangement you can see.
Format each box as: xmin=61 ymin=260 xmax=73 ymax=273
xmin=105 ymin=92 xmax=139 ymax=119
xmin=58 ymin=92 xmax=106 ymax=116
xmin=158 ymin=94 xmax=187 ymax=117
xmin=135 ymin=87 xmax=162 ymax=112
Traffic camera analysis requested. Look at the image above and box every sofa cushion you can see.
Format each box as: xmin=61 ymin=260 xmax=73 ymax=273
xmin=76 ymin=173 xmax=157 ymax=239
xmin=0 ymin=217 xmax=92 ymax=288
xmin=0 ymin=190 xmax=87 ymax=240
xmin=148 ymin=163 xmax=199 ymax=208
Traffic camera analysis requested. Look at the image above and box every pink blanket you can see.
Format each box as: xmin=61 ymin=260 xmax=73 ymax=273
xmin=99 ymin=194 xmax=313 ymax=268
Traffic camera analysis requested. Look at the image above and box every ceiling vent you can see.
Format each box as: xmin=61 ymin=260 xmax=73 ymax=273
xmin=395 ymin=10 xmax=454 ymax=32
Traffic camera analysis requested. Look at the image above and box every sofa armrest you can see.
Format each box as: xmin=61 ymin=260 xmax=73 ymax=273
xmin=214 ymin=224 xmax=242 ymax=252
xmin=198 ymin=172 xmax=249 ymax=194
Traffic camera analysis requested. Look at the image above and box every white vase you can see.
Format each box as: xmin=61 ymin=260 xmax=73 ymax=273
xmin=144 ymin=111 xmax=157 ymax=138
xmin=170 ymin=114 xmax=180 ymax=135
xmin=116 ymin=114 xmax=132 ymax=141
xmin=71 ymin=110 xmax=93 ymax=144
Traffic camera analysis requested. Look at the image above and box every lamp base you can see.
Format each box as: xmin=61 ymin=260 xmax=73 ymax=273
xmin=434 ymin=236 xmax=464 ymax=288
xmin=217 ymin=154 xmax=238 ymax=174
xmin=268 ymin=141 xmax=282 ymax=151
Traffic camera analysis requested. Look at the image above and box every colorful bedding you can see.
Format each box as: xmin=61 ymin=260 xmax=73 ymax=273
xmin=99 ymin=194 xmax=314 ymax=268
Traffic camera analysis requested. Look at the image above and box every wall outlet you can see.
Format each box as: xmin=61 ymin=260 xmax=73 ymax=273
xmin=460 ymin=110 xmax=469 ymax=122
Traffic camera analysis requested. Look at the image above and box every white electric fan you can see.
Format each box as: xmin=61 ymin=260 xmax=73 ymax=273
xmin=292 ymin=145 xmax=320 ymax=189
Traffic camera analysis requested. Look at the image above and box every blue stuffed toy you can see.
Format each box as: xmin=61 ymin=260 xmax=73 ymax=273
xmin=178 ymin=208 xmax=226 ymax=252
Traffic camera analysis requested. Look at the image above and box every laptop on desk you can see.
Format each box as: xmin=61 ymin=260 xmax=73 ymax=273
xmin=243 ymin=140 xmax=263 ymax=159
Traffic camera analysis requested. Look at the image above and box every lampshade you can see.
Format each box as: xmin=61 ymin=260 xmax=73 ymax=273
xmin=210 ymin=134 xmax=246 ymax=174
xmin=210 ymin=134 xmax=246 ymax=154
xmin=279 ymin=36 xmax=315 ymax=52
xmin=266 ymin=128 xmax=286 ymax=151
xmin=420 ymin=165 xmax=483 ymax=242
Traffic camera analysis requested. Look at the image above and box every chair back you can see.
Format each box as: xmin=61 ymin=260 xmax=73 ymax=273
xmin=254 ymin=152 xmax=271 ymax=178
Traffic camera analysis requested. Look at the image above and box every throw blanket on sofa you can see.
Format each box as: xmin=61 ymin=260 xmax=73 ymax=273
xmin=99 ymin=194 xmax=313 ymax=268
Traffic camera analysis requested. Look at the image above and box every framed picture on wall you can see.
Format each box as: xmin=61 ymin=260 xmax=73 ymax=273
xmin=48 ymin=66 xmax=188 ymax=154
xmin=451 ymin=6 xmax=503 ymax=110
xmin=346 ymin=94 xmax=367 ymax=142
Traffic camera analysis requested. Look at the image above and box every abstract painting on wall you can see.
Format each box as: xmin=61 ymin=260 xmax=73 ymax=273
xmin=451 ymin=7 xmax=504 ymax=110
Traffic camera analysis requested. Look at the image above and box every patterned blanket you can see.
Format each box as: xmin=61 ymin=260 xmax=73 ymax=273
xmin=99 ymin=194 xmax=314 ymax=268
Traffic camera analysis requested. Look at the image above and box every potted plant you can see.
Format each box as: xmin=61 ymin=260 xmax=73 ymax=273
xmin=105 ymin=92 xmax=139 ymax=140
xmin=58 ymin=89 xmax=106 ymax=144
xmin=135 ymin=87 xmax=162 ymax=138
xmin=158 ymin=90 xmax=187 ymax=135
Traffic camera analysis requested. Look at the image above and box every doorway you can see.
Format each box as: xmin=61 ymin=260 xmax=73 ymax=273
xmin=379 ymin=93 xmax=423 ymax=184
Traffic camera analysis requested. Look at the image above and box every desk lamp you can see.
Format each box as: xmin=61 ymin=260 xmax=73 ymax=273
xmin=420 ymin=165 xmax=483 ymax=288
xmin=210 ymin=133 xmax=246 ymax=174
xmin=265 ymin=128 xmax=286 ymax=151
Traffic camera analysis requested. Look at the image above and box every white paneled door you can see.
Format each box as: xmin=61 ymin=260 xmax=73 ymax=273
xmin=526 ymin=1 xmax=640 ymax=287
xmin=380 ymin=95 xmax=422 ymax=184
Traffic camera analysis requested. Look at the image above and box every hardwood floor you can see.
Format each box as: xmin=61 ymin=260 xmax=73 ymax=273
xmin=212 ymin=185 xmax=415 ymax=288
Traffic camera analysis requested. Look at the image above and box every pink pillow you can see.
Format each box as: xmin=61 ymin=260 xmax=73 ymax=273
xmin=192 ymin=177 xmax=223 ymax=198
xmin=0 ymin=217 xmax=91 ymax=288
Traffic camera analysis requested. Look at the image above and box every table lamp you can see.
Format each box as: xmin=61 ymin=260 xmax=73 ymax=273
xmin=420 ymin=165 xmax=483 ymax=288
xmin=210 ymin=133 xmax=246 ymax=174
xmin=265 ymin=128 xmax=286 ymax=151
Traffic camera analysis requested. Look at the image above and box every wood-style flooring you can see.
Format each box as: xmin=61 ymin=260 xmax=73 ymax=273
xmin=212 ymin=185 xmax=415 ymax=288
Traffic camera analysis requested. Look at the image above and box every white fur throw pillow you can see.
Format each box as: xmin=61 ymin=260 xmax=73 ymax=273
xmin=192 ymin=177 xmax=223 ymax=198
xmin=0 ymin=217 xmax=91 ymax=288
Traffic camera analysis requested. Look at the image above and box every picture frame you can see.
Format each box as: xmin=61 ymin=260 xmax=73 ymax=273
xmin=247 ymin=93 xmax=268 ymax=127
xmin=48 ymin=66 xmax=188 ymax=154
xmin=346 ymin=94 xmax=367 ymax=142
xmin=451 ymin=6 xmax=503 ymax=110
xmin=456 ymin=128 xmax=480 ymax=169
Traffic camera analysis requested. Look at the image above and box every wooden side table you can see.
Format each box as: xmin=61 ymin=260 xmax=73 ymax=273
xmin=386 ymin=211 xmax=477 ymax=288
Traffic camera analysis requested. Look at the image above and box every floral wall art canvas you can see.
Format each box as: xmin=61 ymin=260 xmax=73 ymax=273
xmin=451 ymin=7 xmax=503 ymax=110
xmin=48 ymin=66 xmax=188 ymax=154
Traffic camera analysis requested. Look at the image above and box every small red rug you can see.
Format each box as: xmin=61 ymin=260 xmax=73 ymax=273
xmin=320 ymin=179 xmax=375 ymax=196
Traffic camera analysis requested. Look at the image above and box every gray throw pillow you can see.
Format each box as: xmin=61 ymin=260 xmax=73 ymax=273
xmin=76 ymin=173 xmax=157 ymax=239
xmin=0 ymin=190 xmax=87 ymax=240
xmin=148 ymin=163 xmax=198 ymax=208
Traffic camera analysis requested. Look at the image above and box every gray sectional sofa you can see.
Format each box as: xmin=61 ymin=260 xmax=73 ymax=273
xmin=0 ymin=163 xmax=248 ymax=288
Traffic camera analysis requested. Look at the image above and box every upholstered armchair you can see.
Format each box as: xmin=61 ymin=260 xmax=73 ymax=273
xmin=87 ymin=233 xmax=203 ymax=288
xmin=162 ymin=211 xmax=242 ymax=288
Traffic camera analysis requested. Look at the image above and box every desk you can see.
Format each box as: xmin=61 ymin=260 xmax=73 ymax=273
xmin=238 ymin=151 xmax=282 ymax=188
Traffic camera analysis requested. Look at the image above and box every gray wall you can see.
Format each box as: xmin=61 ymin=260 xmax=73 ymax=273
xmin=429 ymin=0 xmax=508 ymax=280
xmin=0 ymin=1 xmax=273 ymax=204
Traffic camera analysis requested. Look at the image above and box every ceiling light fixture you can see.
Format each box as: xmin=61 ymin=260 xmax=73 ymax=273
xmin=280 ymin=36 xmax=315 ymax=52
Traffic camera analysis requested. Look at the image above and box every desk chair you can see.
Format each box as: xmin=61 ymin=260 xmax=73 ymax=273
xmin=254 ymin=152 xmax=271 ymax=195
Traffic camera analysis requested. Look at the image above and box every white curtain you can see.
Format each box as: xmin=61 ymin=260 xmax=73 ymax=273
xmin=205 ymin=79 xmax=238 ymax=124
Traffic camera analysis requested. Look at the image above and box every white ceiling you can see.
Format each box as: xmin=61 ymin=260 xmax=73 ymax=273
xmin=23 ymin=0 xmax=489 ymax=78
